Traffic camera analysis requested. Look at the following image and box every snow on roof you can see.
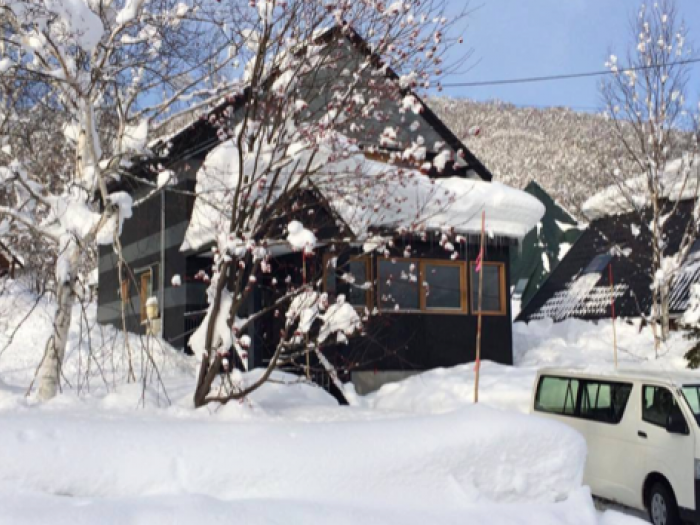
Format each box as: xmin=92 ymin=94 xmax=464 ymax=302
xmin=582 ymin=157 xmax=700 ymax=220
xmin=181 ymin=137 xmax=544 ymax=252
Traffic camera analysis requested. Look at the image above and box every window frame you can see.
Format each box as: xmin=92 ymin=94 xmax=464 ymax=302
xmin=578 ymin=379 xmax=633 ymax=425
xmin=469 ymin=261 xmax=507 ymax=316
xmin=323 ymin=253 xmax=373 ymax=310
xmin=139 ymin=269 xmax=153 ymax=323
xmin=120 ymin=278 xmax=130 ymax=305
xmin=534 ymin=375 xmax=580 ymax=417
xmin=534 ymin=375 xmax=632 ymax=425
xmin=642 ymin=384 xmax=687 ymax=429
xmin=420 ymin=259 xmax=468 ymax=314
xmin=376 ymin=257 xmax=470 ymax=315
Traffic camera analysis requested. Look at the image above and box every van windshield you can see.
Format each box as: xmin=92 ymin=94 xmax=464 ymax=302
xmin=681 ymin=385 xmax=700 ymax=424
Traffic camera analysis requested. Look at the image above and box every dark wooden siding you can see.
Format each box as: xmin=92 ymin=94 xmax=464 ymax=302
xmin=250 ymin=238 xmax=514 ymax=372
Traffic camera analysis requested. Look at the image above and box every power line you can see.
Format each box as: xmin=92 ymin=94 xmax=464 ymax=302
xmin=441 ymin=57 xmax=700 ymax=88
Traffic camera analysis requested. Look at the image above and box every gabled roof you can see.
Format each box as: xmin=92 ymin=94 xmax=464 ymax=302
xmin=146 ymin=25 xmax=492 ymax=183
xmin=510 ymin=181 xmax=582 ymax=310
xmin=517 ymin=199 xmax=697 ymax=322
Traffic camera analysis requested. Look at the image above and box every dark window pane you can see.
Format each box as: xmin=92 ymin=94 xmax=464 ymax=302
xmin=471 ymin=264 xmax=502 ymax=313
xmin=424 ymin=264 xmax=462 ymax=310
xmin=324 ymin=257 xmax=337 ymax=296
xmin=643 ymin=386 xmax=684 ymax=428
xmin=346 ymin=260 xmax=368 ymax=307
xmin=379 ymin=260 xmax=419 ymax=310
xmin=535 ymin=376 xmax=579 ymax=415
xmin=579 ymin=381 xmax=632 ymax=424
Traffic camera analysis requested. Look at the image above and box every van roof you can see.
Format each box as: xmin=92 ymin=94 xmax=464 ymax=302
xmin=537 ymin=366 xmax=700 ymax=387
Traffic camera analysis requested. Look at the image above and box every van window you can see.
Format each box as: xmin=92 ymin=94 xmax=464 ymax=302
xmin=580 ymin=381 xmax=632 ymax=424
xmin=682 ymin=386 xmax=700 ymax=420
xmin=642 ymin=386 xmax=685 ymax=428
xmin=535 ymin=376 xmax=579 ymax=415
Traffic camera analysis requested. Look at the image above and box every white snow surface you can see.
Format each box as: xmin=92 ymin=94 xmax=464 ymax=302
xmin=122 ymin=120 xmax=149 ymax=153
xmin=181 ymin=137 xmax=544 ymax=251
xmin=583 ymin=157 xmax=700 ymax=220
xmin=0 ymin=281 xmax=651 ymax=524
xmin=370 ymin=317 xmax=697 ymax=415
xmin=42 ymin=0 xmax=104 ymax=52
xmin=115 ymin=0 xmax=145 ymax=25
xmin=286 ymin=220 xmax=317 ymax=250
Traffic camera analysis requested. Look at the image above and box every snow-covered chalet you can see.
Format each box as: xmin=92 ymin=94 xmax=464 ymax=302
xmin=97 ymin=26 xmax=544 ymax=393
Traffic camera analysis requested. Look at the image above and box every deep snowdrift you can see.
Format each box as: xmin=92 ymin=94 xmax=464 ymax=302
xmin=0 ymin=281 xmax=647 ymax=524
xmin=369 ymin=317 xmax=698 ymax=415
xmin=0 ymin=402 xmax=585 ymax=508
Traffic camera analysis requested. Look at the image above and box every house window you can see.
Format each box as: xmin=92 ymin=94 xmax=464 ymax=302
xmin=139 ymin=269 xmax=153 ymax=322
xmin=378 ymin=259 xmax=467 ymax=314
xmin=324 ymin=254 xmax=371 ymax=308
xmin=378 ymin=259 xmax=420 ymax=311
xmin=470 ymin=262 xmax=506 ymax=315
xmin=422 ymin=261 xmax=466 ymax=312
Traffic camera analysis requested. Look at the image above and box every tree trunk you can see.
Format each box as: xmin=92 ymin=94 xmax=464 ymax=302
xmin=37 ymin=238 xmax=78 ymax=400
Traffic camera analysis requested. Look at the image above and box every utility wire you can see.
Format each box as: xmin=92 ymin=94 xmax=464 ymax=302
xmin=441 ymin=57 xmax=700 ymax=88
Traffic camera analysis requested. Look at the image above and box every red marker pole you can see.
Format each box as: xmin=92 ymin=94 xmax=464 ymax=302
xmin=474 ymin=211 xmax=486 ymax=403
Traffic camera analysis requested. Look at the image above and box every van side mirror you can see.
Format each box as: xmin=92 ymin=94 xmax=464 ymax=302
xmin=666 ymin=413 xmax=689 ymax=435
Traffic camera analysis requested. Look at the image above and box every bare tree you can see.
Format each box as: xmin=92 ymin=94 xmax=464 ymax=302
xmin=0 ymin=0 xmax=242 ymax=399
xmin=180 ymin=0 xmax=477 ymax=407
xmin=598 ymin=0 xmax=700 ymax=349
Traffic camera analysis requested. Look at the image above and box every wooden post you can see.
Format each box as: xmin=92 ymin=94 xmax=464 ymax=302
xmin=609 ymin=263 xmax=618 ymax=369
xmin=303 ymin=251 xmax=310 ymax=379
xmin=474 ymin=211 xmax=486 ymax=404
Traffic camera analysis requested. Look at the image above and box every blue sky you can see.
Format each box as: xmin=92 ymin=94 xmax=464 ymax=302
xmin=443 ymin=0 xmax=700 ymax=111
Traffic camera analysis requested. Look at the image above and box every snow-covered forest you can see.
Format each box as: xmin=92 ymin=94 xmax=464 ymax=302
xmin=430 ymin=97 xmax=638 ymax=214
xmin=432 ymin=98 xmax=698 ymax=219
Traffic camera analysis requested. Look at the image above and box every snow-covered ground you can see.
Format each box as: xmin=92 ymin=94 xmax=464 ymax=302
xmin=2 ymin=279 xmax=692 ymax=524
xmin=369 ymin=317 xmax=695 ymax=415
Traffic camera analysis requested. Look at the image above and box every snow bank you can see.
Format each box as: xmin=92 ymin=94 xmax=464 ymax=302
xmin=514 ymin=317 xmax=694 ymax=371
xmin=369 ymin=361 xmax=536 ymax=414
xmin=0 ymin=279 xmax=191 ymax=391
xmin=0 ymin=486 xmax=621 ymax=525
xmin=0 ymin=403 xmax=585 ymax=508
xmin=370 ymin=317 xmax=698 ymax=415
xmin=0 ymin=281 xmax=645 ymax=525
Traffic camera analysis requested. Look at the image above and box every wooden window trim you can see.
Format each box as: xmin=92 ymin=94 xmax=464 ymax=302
xmin=378 ymin=257 xmax=468 ymax=315
xmin=420 ymin=260 xmax=468 ymax=315
xmin=469 ymin=261 xmax=507 ymax=316
xmin=120 ymin=279 xmax=129 ymax=305
xmin=323 ymin=253 xmax=372 ymax=310
xmin=140 ymin=269 xmax=152 ymax=323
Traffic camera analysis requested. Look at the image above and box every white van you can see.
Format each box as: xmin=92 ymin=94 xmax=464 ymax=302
xmin=531 ymin=368 xmax=700 ymax=525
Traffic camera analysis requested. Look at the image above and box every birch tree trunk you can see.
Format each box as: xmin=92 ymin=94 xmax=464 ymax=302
xmin=37 ymin=237 xmax=79 ymax=400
